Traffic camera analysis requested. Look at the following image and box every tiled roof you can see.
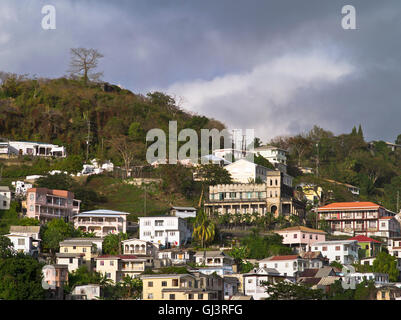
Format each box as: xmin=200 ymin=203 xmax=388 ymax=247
xmin=276 ymin=226 xmax=326 ymax=234
xmin=267 ymin=255 xmax=300 ymax=261
xmin=348 ymin=235 xmax=382 ymax=243
xmin=9 ymin=225 xmax=40 ymax=233
xmin=318 ymin=202 xmax=380 ymax=211
xmin=27 ymin=188 xmax=72 ymax=197
xmin=317 ymin=276 xmax=341 ymax=286
xmin=379 ymin=216 xmax=394 ymax=220
xmin=298 ymin=269 xmax=320 ymax=278
xmin=96 ymin=255 xmax=139 ymax=260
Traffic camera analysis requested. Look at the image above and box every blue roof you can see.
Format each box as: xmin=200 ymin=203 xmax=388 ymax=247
xmin=77 ymin=209 xmax=131 ymax=216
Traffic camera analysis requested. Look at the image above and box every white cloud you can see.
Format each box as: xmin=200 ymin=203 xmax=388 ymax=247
xmin=161 ymin=53 xmax=354 ymax=140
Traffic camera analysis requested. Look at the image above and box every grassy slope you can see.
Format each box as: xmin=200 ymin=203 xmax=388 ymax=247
xmin=85 ymin=175 xmax=196 ymax=221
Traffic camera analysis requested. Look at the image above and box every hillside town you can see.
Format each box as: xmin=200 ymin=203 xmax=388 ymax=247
xmin=2 ymin=137 xmax=401 ymax=301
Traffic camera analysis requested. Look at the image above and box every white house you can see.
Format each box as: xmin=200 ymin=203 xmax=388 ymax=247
xmin=310 ymin=240 xmax=359 ymax=265
xmin=0 ymin=186 xmax=11 ymax=210
xmin=5 ymin=234 xmax=39 ymax=257
xmin=56 ymin=253 xmax=85 ymax=272
xmin=73 ymin=209 xmax=130 ymax=238
xmin=242 ymin=267 xmax=288 ymax=300
xmin=212 ymin=148 xmax=252 ymax=162
xmin=170 ymin=206 xmax=197 ymax=218
xmin=12 ymin=181 xmax=33 ymax=197
xmin=193 ymin=251 xmax=235 ymax=276
xmin=224 ymin=159 xmax=271 ymax=183
xmin=257 ymin=255 xmax=307 ymax=279
xmin=158 ymin=248 xmax=195 ymax=265
xmin=122 ymin=238 xmax=158 ymax=256
xmin=72 ymin=284 xmax=101 ymax=300
xmin=347 ymin=272 xmax=389 ymax=286
xmin=1 ymin=141 xmax=66 ymax=157
xmin=252 ymin=146 xmax=287 ymax=165
xmin=138 ymin=216 xmax=192 ymax=248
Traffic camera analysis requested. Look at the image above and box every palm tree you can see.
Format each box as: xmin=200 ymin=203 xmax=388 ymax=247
xmin=192 ymin=210 xmax=216 ymax=248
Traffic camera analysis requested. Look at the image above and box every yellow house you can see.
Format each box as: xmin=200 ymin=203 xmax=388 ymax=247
xmin=376 ymin=286 xmax=401 ymax=300
xmin=141 ymin=272 xmax=224 ymax=300
xmin=299 ymin=184 xmax=323 ymax=204
xmin=59 ymin=240 xmax=97 ymax=269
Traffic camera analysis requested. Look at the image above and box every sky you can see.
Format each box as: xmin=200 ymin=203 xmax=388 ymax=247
xmin=0 ymin=0 xmax=400 ymax=143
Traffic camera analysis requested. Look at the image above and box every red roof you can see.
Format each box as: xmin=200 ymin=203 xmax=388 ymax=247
xmin=348 ymin=235 xmax=382 ymax=244
xmin=379 ymin=216 xmax=394 ymax=220
xmin=318 ymin=202 xmax=380 ymax=211
xmin=269 ymin=255 xmax=300 ymax=261
xmin=96 ymin=255 xmax=139 ymax=260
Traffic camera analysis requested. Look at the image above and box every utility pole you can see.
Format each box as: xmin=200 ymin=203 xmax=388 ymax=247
xmin=316 ymin=142 xmax=319 ymax=178
xmin=397 ymin=190 xmax=400 ymax=213
xmin=144 ymin=184 xmax=147 ymax=216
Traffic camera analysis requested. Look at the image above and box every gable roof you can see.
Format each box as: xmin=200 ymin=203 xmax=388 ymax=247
xmin=265 ymin=255 xmax=301 ymax=261
xmin=298 ymin=269 xmax=320 ymax=278
xmin=348 ymin=235 xmax=382 ymax=244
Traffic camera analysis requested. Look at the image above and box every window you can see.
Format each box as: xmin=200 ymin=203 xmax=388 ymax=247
xmin=69 ymin=258 xmax=73 ymax=264
xmin=106 ymin=273 xmax=111 ymax=278
xmin=155 ymin=220 xmax=164 ymax=226
xmin=2 ymin=201 xmax=6 ymax=207
xmin=155 ymin=231 xmax=164 ymax=237
xmin=64 ymin=248 xmax=68 ymax=253
xmin=82 ymin=248 xmax=87 ymax=252
xmin=172 ymin=279 xmax=178 ymax=286
xmin=293 ymin=234 xmax=297 ymax=239
xmin=110 ymin=261 xmax=114 ymax=266
xmin=148 ymin=281 xmax=153 ymax=287
xmin=322 ymin=246 xmax=327 ymax=251
xmin=169 ymin=294 xmax=175 ymax=300
xmin=335 ymin=256 xmax=340 ymax=261
xmin=274 ymin=263 xmax=278 ymax=268
xmin=188 ymin=294 xmax=194 ymax=300
xmin=18 ymin=239 xmax=25 ymax=246
xmin=248 ymin=279 xmax=253 ymax=283
xmin=148 ymin=293 xmax=153 ymax=299
xmin=162 ymin=281 xmax=167 ymax=287
xmin=100 ymin=261 xmax=104 ymax=266
xmin=335 ymin=246 xmax=341 ymax=251
xmin=73 ymin=246 xmax=76 ymax=249
xmin=302 ymin=234 xmax=305 ymax=239
xmin=198 ymin=294 xmax=203 ymax=300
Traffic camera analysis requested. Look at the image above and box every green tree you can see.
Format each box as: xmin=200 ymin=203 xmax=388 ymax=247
xmin=120 ymin=275 xmax=143 ymax=299
xmin=192 ymin=210 xmax=216 ymax=248
xmin=128 ymin=122 xmax=144 ymax=142
xmin=0 ymin=235 xmax=14 ymax=258
xmin=196 ymin=164 xmax=232 ymax=186
xmin=262 ymin=280 xmax=325 ymax=300
xmin=102 ymin=233 xmax=128 ymax=255
xmin=41 ymin=219 xmax=80 ymax=259
xmin=0 ymin=253 xmax=45 ymax=299
xmin=372 ymin=251 xmax=399 ymax=282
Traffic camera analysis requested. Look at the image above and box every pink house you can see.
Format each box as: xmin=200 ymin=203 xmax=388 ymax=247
xmin=275 ymin=226 xmax=326 ymax=252
xmin=26 ymin=188 xmax=81 ymax=223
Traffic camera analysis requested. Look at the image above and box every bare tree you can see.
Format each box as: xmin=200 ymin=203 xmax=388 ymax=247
xmin=110 ymin=135 xmax=136 ymax=179
xmin=68 ymin=48 xmax=104 ymax=84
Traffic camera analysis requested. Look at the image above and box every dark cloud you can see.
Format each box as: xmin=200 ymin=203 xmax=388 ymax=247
xmin=0 ymin=0 xmax=400 ymax=142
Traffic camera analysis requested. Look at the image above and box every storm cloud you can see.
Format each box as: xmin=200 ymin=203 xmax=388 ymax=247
xmin=0 ymin=0 xmax=400 ymax=143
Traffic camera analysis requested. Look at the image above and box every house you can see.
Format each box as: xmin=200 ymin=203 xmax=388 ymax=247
xmin=0 ymin=186 xmax=11 ymax=210
xmin=42 ymin=264 xmax=69 ymax=300
xmin=242 ymin=267 xmax=287 ymax=300
xmin=212 ymin=148 xmax=252 ymax=162
xmin=194 ymin=251 xmax=235 ymax=276
xmin=169 ymin=206 xmax=197 ymax=219
xmin=0 ymin=140 xmax=66 ymax=157
xmin=9 ymin=225 xmax=40 ymax=240
xmin=141 ymin=272 xmax=224 ymax=300
xmin=224 ymin=159 xmax=271 ymax=183
xmin=310 ymin=240 xmax=359 ymax=265
xmin=26 ymin=188 xmax=81 ymax=222
xmin=348 ymin=235 xmax=382 ymax=259
xmin=73 ymin=209 xmax=130 ymax=237
xmin=375 ymin=285 xmax=401 ymax=300
xmin=274 ymin=226 xmax=326 ymax=252
xmin=56 ymin=253 xmax=85 ymax=272
xmin=252 ymin=145 xmax=288 ymax=173
xmin=12 ymin=181 xmax=33 ymax=197
xmin=95 ymin=255 xmax=153 ymax=283
xmin=59 ymin=239 xmax=98 ymax=269
xmin=257 ymin=255 xmax=307 ymax=279
xmin=223 ymin=276 xmax=240 ymax=299
xmin=122 ymin=238 xmax=158 ymax=256
xmin=71 ymin=284 xmax=101 ymax=300
xmin=347 ymin=272 xmax=389 ymax=286
xmin=157 ymin=248 xmax=195 ymax=265
xmin=317 ymin=201 xmax=400 ymax=239
xmin=5 ymin=234 xmax=39 ymax=257
xmin=387 ymin=237 xmax=401 ymax=271
xmin=299 ymin=251 xmax=329 ymax=269
xmin=324 ymin=179 xmax=360 ymax=196
xmin=138 ymin=216 xmax=192 ymax=248
xmin=205 ymin=174 xmax=305 ymax=219
xmin=297 ymin=266 xmax=339 ymax=286
xmin=297 ymin=183 xmax=323 ymax=205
